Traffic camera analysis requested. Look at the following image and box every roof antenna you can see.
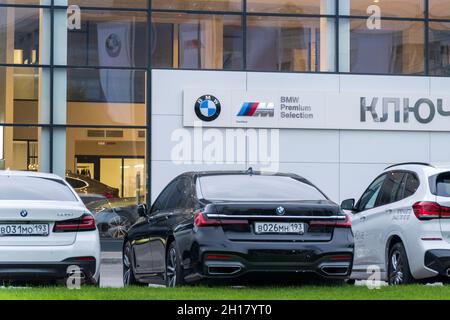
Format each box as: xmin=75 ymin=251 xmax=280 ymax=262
xmin=246 ymin=167 xmax=254 ymax=176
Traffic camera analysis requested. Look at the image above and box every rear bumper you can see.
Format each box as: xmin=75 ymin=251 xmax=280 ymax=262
xmin=184 ymin=228 xmax=354 ymax=282
xmin=424 ymin=249 xmax=450 ymax=278
xmin=200 ymin=254 xmax=353 ymax=280
xmin=0 ymin=231 xmax=101 ymax=282
xmin=0 ymin=258 xmax=97 ymax=283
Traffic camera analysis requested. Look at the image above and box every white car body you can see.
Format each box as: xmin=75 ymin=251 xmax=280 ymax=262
xmin=348 ymin=163 xmax=450 ymax=283
xmin=0 ymin=171 xmax=100 ymax=284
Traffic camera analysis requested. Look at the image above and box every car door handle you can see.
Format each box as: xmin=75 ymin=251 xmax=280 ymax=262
xmin=386 ymin=209 xmax=393 ymax=214
xmin=360 ymin=216 xmax=367 ymax=222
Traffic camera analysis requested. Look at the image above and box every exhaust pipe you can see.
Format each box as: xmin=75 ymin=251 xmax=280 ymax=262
xmin=207 ymin=265 xmax=242 ymax=276
xmin=320 ymin=265 xmax=349 ymax=276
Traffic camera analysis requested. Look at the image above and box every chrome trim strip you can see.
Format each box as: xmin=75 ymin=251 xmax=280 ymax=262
xmin=205 ymin=214 xmax=346 ymax=220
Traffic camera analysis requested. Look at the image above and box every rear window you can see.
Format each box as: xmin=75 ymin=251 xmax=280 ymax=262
xmin=198 ymin=175 xmax=327 ymax=201
xmin=0 ymin=176 xmax=78 ymax=201
xmin=436 ymin=172 xmax=450 ymax=197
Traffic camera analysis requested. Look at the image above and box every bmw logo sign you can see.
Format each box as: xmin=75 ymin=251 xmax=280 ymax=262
xmin=20 ymin=210 xmax=28 ymax=218
xmin=195 ymin=95 xmax=221 ymax=122
xmin=105 ymin=33 xmax=122 ymax=58
xmin=276 ymin=206 xmax=286 ymax=216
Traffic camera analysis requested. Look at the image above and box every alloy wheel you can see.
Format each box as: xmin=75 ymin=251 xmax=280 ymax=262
xmin=108 ymin=216 xmax=131 ymax=239
xmin=166 ymin=248 xmax=178 ymax=287
xmin=389 ymin=250 xmax=404 ymax=285
xmin=123 ymin=244 xmax=132 ymax=285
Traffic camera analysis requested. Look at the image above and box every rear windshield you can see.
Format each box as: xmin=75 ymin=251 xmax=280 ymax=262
xmin=198 ymin=175 xmax=327 ymax=201
xmin=436 ymin=172 xmax=450 ymax=197
xmin=0 ymin=176 xmax=78 ymax=201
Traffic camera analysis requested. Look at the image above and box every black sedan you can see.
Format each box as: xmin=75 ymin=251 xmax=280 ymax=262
xmin=123 ymin=171 xmax=354 ymax=287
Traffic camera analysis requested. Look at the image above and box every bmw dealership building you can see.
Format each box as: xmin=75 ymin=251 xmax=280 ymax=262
xmin=2 ymin=0 xmax=450 ymax=241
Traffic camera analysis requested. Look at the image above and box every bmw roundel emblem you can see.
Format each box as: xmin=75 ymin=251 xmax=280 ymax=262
xmin=195 ymin=95 xmax=221 ymax=122
xmin=20 ymin=210 xmax=28 ymax=218
xmin=276 ymin=206 xmax=286 ymax=216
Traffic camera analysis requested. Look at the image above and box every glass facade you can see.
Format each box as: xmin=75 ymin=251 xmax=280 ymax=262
xmin=1 ymin=0 xmax=450 ymax=241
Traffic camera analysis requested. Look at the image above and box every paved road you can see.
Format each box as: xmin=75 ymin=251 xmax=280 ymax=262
xmin=100 ymin=252 xmax=123 ymax=288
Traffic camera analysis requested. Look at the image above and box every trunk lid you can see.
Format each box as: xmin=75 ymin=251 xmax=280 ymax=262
xmin=0 ymin=200 xmax=87 ymax=246
xmin=204 ymin=200 xmax=344 ymax=242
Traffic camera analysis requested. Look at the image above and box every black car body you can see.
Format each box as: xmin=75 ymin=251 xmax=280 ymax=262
xmin=123 ymin=171 xmax=354 ymax=286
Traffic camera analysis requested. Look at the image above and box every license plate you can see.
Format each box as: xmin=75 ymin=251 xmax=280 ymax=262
xmin=254 ymin=222 xmax=305 ymax=235
xmin=0 ymin=224 xmax=49 ymax=236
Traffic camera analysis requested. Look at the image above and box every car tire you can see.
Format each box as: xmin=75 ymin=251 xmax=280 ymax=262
xmin=388 ymin=242 xmax=414 ymax=285
xmin=123 ymin=241 xmax=141 ymax=286
xmin=166 ymin=242 xmax=184 ymax=288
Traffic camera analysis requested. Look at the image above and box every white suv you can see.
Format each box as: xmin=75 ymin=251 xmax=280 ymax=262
xmin=341 ymin=162 xmax=450 ymax=285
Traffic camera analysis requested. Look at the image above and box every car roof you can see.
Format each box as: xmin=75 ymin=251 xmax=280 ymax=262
xmin=384 ymin=162 xmax=450 ymax=175
xmin=182 ymin=170 xmax=305 ymax=179
xmin=0 ymin=170 xmax=64 ymax=180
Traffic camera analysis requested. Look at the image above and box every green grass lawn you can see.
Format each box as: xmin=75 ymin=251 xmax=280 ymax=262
xmin=0 ymin=285 xmax=449 ymax=300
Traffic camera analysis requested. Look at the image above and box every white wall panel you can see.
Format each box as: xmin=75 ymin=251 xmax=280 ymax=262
xmin=247 ymin=72 xmax=340 ymax=92
xmin=339 ymin=130 xmax=430 ymax=164
xmin=339 ymin=74 xmax=430 ymax=94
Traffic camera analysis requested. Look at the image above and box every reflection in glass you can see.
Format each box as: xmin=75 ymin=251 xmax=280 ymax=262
xmin=248 ymin=0 xmax=334 ymax=14
xmin=65 ymin=10 xmax=148 ymax=68
xmin=0 ymin=67 xmax=45 ymax=125
xmin=152 ymin=0 xmax=242 ymax=12
xmin=0 ymin=7 xmax=42 ymax=65
xmin=152 ymin=13 xmax=243 ymax=70
xmin=66 ymin=128 xmax=146 ymax=239
xmin=70 ymin=0 xmax=147 ymax=8
xmin=66 ymin=68 xmax=146 ymax=126
xmin=344 ymin=0 xmax=424 ymax=18
xmin=0 ymin=126 xmax=44 ymax=171
xmin=247 ymin=16 xmax=335 ymax=72
xmin=344 ymin=19 xmax=424 ymax=75
xmin=429 ymin=22 xmax=450 ymax=76
xmin=430 ymin=0 xmax=450 ymax=19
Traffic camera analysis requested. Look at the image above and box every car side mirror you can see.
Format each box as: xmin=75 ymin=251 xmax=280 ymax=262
xmin=341 ymin=199 xmax=356 ymax=211
xmin=137 ymin=203 xmax=149 ymax=218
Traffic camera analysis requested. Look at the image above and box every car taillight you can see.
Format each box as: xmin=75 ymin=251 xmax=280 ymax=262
xmin=413 ymin=202 xmax=450 ymax=220
xmin=194 ymin=212 xmax=248 ymax=227
xmin=103 ymin=192 xmax=114 ymax=199
xmin=309 ymin=215 xmax=352 ymax=228
xmin=53 ymin=214 xmax=96 ymax=232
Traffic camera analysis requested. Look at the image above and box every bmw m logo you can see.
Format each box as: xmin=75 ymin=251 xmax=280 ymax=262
xmin=20 ymin=210 xmax=28 ymax=218
xmin=276 ymin=207 xmax=286 ymax=216
xmin=195 ymin=95 xmax=221 ymax=122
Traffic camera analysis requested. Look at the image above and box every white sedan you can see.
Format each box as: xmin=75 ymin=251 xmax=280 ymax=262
xmin=0 ymin=170 xmax=100 ymax=285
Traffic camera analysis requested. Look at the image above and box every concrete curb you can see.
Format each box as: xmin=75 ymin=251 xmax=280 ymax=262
xmin=101 ymin=252 xmax=122 ymax=264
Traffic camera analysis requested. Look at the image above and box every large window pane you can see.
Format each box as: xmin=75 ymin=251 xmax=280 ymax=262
xmin=342 ymin=19 xmax=424 ymax=75
xmin=429 ymin=22 xmax=450 ymax=76
xmin=65 ymin=68 xmax=146 ymax=126
xmin=0 ymin=125 xmax=47 ymax=172
xmin=66 ymin=127 xmax=146 ymax=239
xmin=247 ymin=16 xmax=335 ymax=72
xmin=0 ymin=7 xmax=44 ymax=65
xmin=343 ymin=0 xmax=424 ymax=18
xmin=0 ymin=67 xmax=49 ymax=125
xmin=430 ymin=0 xmax=450 ymax=19
xmin=61 ymin=10 xmax=148 ymax=68
xmin=152 ymin=13 xmax=243 ymax=70
xmin=152 ymin=0 xmax=242 ymax=12
xmin=247 ymin=0 xmax=335 ymax=14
